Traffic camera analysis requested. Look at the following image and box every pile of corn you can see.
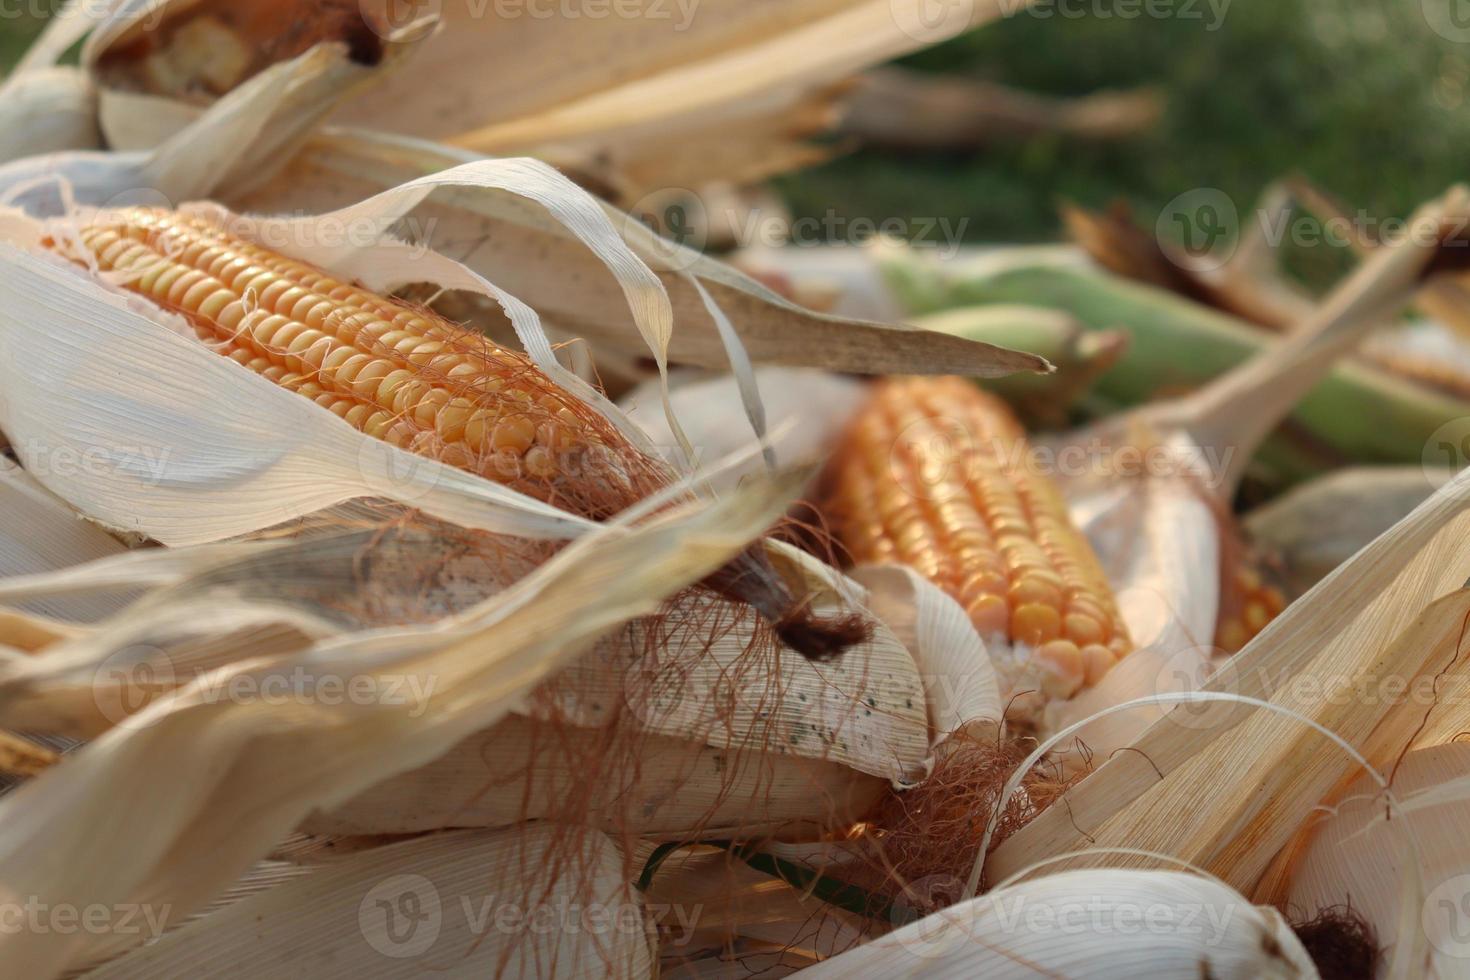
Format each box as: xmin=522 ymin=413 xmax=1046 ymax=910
xmin=4 ymin=4 xmax=1468 ymax=980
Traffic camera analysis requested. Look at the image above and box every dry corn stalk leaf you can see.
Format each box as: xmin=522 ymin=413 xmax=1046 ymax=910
xmin=79 ymin=826 xmax=653 ymax=978
xmin=794 ymin=869 xmax=1315 ymax=978
xmin=0 ymin=520 xmax=928 ymax=794
xmin=0 ymin=468 xmax=806 ymax=978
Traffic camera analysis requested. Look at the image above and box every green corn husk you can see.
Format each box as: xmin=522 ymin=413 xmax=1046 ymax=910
xmin=890 ymin=256 xmax=1470 ymax=485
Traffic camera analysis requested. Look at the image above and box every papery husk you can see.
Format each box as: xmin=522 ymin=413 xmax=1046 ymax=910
xmin=0 ymin=512 xmax=928 ymax=839
xmin=0 ymin=458 xmax=130 ymax=624
xmin=79 ymin=825 xmax=653 ymax=978
xmin=621 ymin=368 xmax=870 ymax=494
xmin=0 ymin=26 xmax=431 ymax=218
xmin=0 ymin=67 xmax=102 ymax=164
xmin=792 ymin=868 xmax=1316 ymax=978
xmin=0 ymin=468 xmax=809 ymax=978
xmin=1244 ymin=466 xmax=1446 ymax=595
xmin=75 ymin=0 xmax=1018 ymax=196
xmin=306 ymin=714 xmax=888 ymax=840
xmin=1261 ymin=742 xmax=1470 ymax=978
xmin=985 ymin=483 xmax=1470 ymax=963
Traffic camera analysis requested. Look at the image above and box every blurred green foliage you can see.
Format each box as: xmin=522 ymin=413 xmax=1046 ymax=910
xmin=780 ymin=0 xmax=1470 ymax=263
xmin=0 ymin=12 xmax=47 ymax=70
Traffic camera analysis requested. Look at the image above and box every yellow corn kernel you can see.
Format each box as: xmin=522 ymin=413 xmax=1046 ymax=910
xmin=55 ymin=209 xmax=652 ymax=515
xmin=819 ymin=376 xmax=1132 ymax=695
xmin=1214 ymin=563 xmax=1288 ymax=654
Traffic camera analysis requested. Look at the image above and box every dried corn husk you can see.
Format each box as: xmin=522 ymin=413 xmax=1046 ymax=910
xmin=794 ymin=869 xmax=1315 ymax=978
xmin=0 ymin=67 xmax=102 ymax=164
xmin=0 ymin=468 xmax=813 ymax=978
xmin=0 ymin=458 xmax=129 ymax=624
xmin=80 ymin=826 xmax=653 ymax=978
xmin=986 ymin=480 xmax=1470 ymax=971
xmin=70 ymin=0 xmax=1021 ymax=196
xmin=0 ymin=24 xmax=432 ymax=219
xmin=1265 ymin=742 xmax=1470 ymax=978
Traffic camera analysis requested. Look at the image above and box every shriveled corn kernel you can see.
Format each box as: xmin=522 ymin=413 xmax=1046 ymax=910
xmin=819 ymin=376 xmax=1132 ymax=696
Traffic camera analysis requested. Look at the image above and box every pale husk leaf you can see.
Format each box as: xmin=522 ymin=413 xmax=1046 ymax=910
xmin=792 ymin=869 xmax=1316 ymax=978
xmin=79 ymin=826 xmax=653 ymax=979
xmin=0 ymin=458 xmax=129 ymax=624
xmin=1274 ymin=742 xmax=1470 ymax=979
xmin=0 ymin=67 xmax=102 ymax=165
xmin=0 ymin=471 xmax=803 ymax=977
xmin=988 ymin=472 xmax=1470 ymax=893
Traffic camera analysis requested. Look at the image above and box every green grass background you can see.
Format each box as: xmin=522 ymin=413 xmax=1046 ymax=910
xmin=5 ymin=1 xmax=1470 ymax=254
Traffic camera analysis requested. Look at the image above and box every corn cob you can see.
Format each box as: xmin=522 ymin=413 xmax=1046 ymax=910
xmin=818 ymin=376 xmax=1130 ymax=699
xmin=50 ymin=208 xmax=866 ymax=660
